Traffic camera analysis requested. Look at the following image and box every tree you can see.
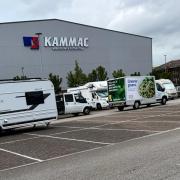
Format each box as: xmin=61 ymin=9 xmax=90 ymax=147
xmin=131 ymin=72 xmax=141 ymax=76
xmin=150 ymin=69 xmax=172 ymax=79
xmin=66 ymin=60 xmax=87 ymax=87
xmin=48 ymin=73 xmax=62 ymax=94
xmin=112 ymin=69 xmax=125 ymax=78
xmin=13 ymin=75 xmax=27 ymax=80
xmin=96 ymin=66 xmax=108 ymax=81
xmin=88 ymin=69 xmax=97 ymax=82
xmin=87 ymin=65 xmax=108 ymax=82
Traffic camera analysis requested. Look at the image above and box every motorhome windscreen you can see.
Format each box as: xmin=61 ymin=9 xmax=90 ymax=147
xmin=74 ymin=94 xmax=87 ymax=103
xmin=163 ymin=83 xmax=175 ymax=90
xmin=96 ymin=90 xmax=108 ymax=98
xmin=25 ymin=91 xmax=44 ymax=105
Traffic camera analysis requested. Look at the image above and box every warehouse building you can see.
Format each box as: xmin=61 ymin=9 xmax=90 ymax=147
xmin=0 ymin=19 xmax=152 ymax=88
xmin=154 ymin=59 xmax=180 ymax=85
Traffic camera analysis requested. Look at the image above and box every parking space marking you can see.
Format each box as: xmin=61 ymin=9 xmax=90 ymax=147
xmin=0 ymin=162 xmax=39 ymax=172
xmin=27 ymin=123 xmax=114 ymax=137
xmin=130 ymin=121 xmax=180 ymax=123
xmin=0 ymin=148 xmax=43 ymax=162
xmin=1 ymin=125 xmax=180 ymax=173
xmin=90 ymin=127 xmax=159 ymax=133
xmin=44 ymin=144 xmax=112 ymax=162
xmin=25 ymin=133 xmax=112 ymax=145
xmin=0 ymin=137 xmax=40 ymax=145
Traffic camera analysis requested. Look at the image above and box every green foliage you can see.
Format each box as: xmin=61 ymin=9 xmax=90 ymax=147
xmin=88 ymin=69 xmax=97 ymax=82
xmin=88 ymin=65 xmax=108 ymax=81
xmin=131 ymin=72 xmax=141 ymax=76
xmin=48 ymin=73 xmax=62 ymax=94
xmin=66 ymin=60 xmax=88 ymax=87
xmin=13 ymin=75 xmax=27 ymax=80
xmin=96 ymin=66 xmax=108 ymax=80
xmin=150 ymin=70 xmax=172 ymax=79
xmin=112 ymin=69 xmax=125 ymax=78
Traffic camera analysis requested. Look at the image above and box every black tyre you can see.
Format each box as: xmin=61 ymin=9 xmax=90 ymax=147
xmin=147 ymin=104 xmax=151 ymax=107
xmin=161 ymin=97 xmax=167 ymax=105
xmin=83 ymin=107 xmax=90 ymax=115
xmin=118 ymin=106 xmax=124 ymax=111
xmin=96 ymin=103 xmax=102 ymax=110
xmin=133 ymin=101 xmax=140 ymax=109
xmin=73 ymin=113 xmax=79 ymax=116
xmin=46 ymin=122 xmax=50 ymax=127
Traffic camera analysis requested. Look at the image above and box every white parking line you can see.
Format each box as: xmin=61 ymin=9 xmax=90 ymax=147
xmin=0 ymin=148 xmax=43 ymax=162
xmin=0 ymin=162 xmax=39 ymax=172
xmin=90 ymin=127 xmax=159 ymax=133
xmin=1 ymin=126 xmax=180 ymax=173
xmin=0 ymin=137 xmax=40 ymax=145
xmin=25 ymin=133 xmax=112 ymax=145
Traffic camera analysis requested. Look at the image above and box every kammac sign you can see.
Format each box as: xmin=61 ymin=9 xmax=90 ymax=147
xmin=44 ymin=36 xmax=89 ymax=50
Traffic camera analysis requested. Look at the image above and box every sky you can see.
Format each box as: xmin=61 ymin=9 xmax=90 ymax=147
xmin=0 ymin=0 xmax=180 ymax=67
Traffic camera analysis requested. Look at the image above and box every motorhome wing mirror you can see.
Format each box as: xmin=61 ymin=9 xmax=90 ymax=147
xmin=162 ymin=87 xmax=165 ymax=92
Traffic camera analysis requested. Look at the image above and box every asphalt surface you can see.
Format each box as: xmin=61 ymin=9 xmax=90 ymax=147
xmin=0 ymin=99 xmax=180 ymax=180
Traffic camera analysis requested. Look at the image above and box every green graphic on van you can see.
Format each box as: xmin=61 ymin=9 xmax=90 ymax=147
xmin=139 ymin=77 xmax=155 ymax=98
xmin=108 ymin=78 xmax=125 ymax=102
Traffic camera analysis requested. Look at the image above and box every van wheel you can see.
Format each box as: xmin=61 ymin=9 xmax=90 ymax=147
xmin=133 ymin=101 xmax=140 ymax=109
xmin=161 ymin=97 xmax=167 ymax=105
xmin=83 ymin=107 xmax=90 ymax=115
xmin=97 ymin=103 xmax=102 ymax=110
xmin=118 ymin=106 xmax=124 ymax=111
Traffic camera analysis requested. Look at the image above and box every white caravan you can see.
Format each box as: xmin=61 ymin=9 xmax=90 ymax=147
xmin=67 ymin=81 xmax=109 ymax=110
xmin=155 ymin=79 xmax=177 ymax=99
xmin=0 ymin=79 xmax=57 ymax=131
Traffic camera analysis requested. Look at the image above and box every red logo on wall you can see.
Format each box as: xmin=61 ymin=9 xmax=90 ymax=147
xmin=23 ymin=36 xmax=39 ymax=49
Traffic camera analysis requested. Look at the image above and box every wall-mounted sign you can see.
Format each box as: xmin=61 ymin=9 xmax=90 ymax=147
xmin=23 ymin=35 xmax=89 ymax=51
xmin=44 ymin=36 xmax=88 ymax=50
xmin=23 ymin=36 xmax=39 ymax=49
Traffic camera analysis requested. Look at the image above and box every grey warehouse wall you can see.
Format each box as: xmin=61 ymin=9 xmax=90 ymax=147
xmin=0 ymin=19 xmax=152 ymax=88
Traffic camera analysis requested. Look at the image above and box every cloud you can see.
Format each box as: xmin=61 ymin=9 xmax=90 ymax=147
xmin=0 ymin=0 xmax=180 ymax=66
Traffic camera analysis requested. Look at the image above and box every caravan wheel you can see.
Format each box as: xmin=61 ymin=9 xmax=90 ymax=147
xmin=46 ymin=122 xmax=50 ymax=127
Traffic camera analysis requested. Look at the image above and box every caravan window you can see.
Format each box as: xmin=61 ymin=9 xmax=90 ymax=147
xmin=25 ymin=91 xmax=44 ymax=105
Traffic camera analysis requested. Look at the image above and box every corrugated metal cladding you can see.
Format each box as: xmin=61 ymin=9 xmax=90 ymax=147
xmin=0 ymin=19 xmax=152 ymax=88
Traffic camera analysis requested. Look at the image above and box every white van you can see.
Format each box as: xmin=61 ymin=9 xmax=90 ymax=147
xmin=155 ymin=79 xmax=177 ymax=99
xmin=0 ymin=79 xmax=57 ymax=131
xmin=56 ymin=92 xmax=91 ymax=116
xmin=108 ymin=76 xmax=168 ymax=110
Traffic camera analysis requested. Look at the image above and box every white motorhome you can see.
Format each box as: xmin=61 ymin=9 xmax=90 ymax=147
xmin=108 ymin=76 xmax=168 ymax=111
xmin=67 ymin=81 xmax=109 ymax=110
xmin=0 ymin=79 xmax=57 ymax=131
xmin=155 ymin=79 xmax=177 ymax=99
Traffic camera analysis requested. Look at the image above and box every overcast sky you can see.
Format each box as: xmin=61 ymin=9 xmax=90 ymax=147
xmin=0 ymin=0 xmax=179 ymax=67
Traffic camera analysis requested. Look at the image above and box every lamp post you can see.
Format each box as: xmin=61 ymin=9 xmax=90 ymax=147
xmin=35 ymin=32 xmax=43 ymax=77
xmin=21 ymin=67 xmax=25 ymax=77
xmin=164 ymin=54 xmax=167 ymax=72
